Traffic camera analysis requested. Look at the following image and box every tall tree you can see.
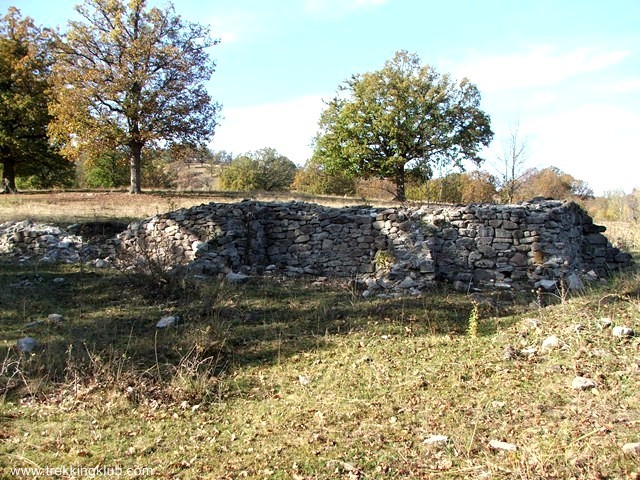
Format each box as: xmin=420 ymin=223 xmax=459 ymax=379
xmin=313 ymin=51 xmax=493 ymax=201
xmin=50 ymin=0 xmax=219 ymax=194
xmin=0 ymin=7 xmax=66 ymax=192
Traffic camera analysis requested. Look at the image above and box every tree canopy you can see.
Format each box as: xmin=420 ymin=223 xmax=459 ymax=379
xmin=0 ymin=7 xmax=69 ymax=192
xmin=220 ymin=148 xmax=297 ymax=192
xmin=313 ymin=51 xmax=494 ymax=201
xmin=49 ymin=0 xmax=219 ymax=193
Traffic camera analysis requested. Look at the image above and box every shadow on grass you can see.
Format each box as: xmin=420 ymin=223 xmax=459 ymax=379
xmin=0 ymin=259 xmax=527 ymax=401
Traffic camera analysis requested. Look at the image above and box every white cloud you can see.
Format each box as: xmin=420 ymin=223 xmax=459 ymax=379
xmin=607 ymin=78 xmax=640 ymax=93
xmin=453 ymin=46 xmax=630 ymax=92
xmin=525 ymin=104 xmax=640 ymax=194
xmin=210 ymin=95 xmax=327 ymax=165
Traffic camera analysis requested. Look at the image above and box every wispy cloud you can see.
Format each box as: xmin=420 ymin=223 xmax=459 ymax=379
xmin=452 ymin=46 xmax=631 ymax=92
xmin=208 ymin=11 xmax=267 ymax=44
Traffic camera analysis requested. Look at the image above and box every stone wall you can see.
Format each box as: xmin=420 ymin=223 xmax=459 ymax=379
xmin=114 ymin=199 xmax=633 ymax=292
xmin=0 ymin=221 xmax=85 ymax=263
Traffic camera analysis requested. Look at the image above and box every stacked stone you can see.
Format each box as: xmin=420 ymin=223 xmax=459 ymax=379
xmin=0 ymin=220 xmax=84 ymax=263
xmin=263 ymin=203 xmax=380 ymax=276
xmin=112 ymin=199 xmax=633 ymax=291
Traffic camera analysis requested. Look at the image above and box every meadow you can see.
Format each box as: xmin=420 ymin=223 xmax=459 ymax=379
xmin=1 ymin=192 xmax=639 ymax=479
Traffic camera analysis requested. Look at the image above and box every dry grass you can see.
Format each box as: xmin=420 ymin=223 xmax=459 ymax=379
xmin=599 ymin=220 xmax=640 ymax=253
xmin=0 ymin=193 xmax=639 ymax=479
xmin=0 ymin=190 xmax=402 ymax=225
xmin=0 ymin=256 xmax=639 ymax=478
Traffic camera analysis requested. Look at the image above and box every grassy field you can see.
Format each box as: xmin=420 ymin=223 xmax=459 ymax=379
xmin=1 ymin=193 xmax=639 ymax=479
xmin=0 ymin=190 xmax=401 ymax=225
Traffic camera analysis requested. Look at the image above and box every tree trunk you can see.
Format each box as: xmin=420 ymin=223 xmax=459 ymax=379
xmin=394 ymin=165 xmax=406 ymax=202
xmin=1 ymin=158 xmax=18 ymax=193
xmin=129 ymin=142 xmax=142 ymax=194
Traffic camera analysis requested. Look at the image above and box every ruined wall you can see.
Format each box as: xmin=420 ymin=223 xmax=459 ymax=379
xmin=114 ymin=199 xmax=633 ymax=292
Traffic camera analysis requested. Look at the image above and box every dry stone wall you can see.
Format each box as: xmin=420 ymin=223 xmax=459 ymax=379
xmin=114 ymin=199 xmax=633 ymax=292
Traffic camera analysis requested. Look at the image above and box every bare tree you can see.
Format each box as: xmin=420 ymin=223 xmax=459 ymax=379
xmin=495 ymin=121 xmax=529 ymax=203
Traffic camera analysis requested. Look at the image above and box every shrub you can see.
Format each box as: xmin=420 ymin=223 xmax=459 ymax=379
xmin=220 ymin=148 xmax=296 ymax=192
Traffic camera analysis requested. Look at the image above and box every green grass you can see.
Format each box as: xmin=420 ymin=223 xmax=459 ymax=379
xmin=1 ymin=256 xmax=639 ymax=478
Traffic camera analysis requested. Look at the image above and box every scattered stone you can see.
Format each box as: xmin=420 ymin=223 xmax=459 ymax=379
xmin=573 ymin=324 xmax=585 ymax=333
xmin=600 ymin=317 xmax=613 ymax=328
xmin=47 ymin=314 xmax=64 ymax=324
xmin=298 ymin=375 xmax=311 ymax=386
xmin=423 ymin=435 xmax=449 ymax=446
xmin=94 ymin=259 xmax=107 ymax=268
xmin=53 ymin=277 xmax=66 ymax=284
xmin=612 ymin=326 xmax=634 ymax=337
xmin=541 ymin=335 xmax=562 ymax=350
xmin=571 ymin=376 xmax=596 ymax=391
xmin=622 ymin=442 xmax=640 ymax=455
xmin=156 ymin=315 xmax=178 ymax=329
xmin=225 ymin=272 xmax=250 ymax=283
xmin=17 ymin=336 xmax=37 ymax=353
xmin=520 ymin=346 xmax=538 ymax=357
xmin=488 ymin=440 xmax=517 ymax=452
xmin=525 ymin=318 xmax=541 ymax=329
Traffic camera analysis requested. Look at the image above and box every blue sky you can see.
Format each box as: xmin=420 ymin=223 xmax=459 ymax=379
xmin=4 ymin=0 xmax=640 ymax=194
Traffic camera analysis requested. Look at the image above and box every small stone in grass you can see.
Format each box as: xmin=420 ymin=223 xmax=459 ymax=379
xmin=571 ymin=376 xmax=596 ymax=390
xmin=612 ymin=326 xmax=634 ymax=337
xmin=489 ymin=440 xmax=517 ymax=452
xmin=225 ymin=272 xmax=250 ymax=283
xmin=423 ymin=435 xmax=449 ymax=446
xmin=156 ymin=315 xmax=178 ymax=328
xmin=541 ymin=335 xmax=561 ymax=350
xmin=47 ymin=313 xmax=64 ymax=324
xmin=622 ymin=442 xmax=640 ymax=455
xmin=17 ymin=337 xmax=37 ymax=353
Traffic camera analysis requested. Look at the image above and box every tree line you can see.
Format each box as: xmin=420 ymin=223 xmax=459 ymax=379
xmin=1 ymin=0 xmax=632 ymax=219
